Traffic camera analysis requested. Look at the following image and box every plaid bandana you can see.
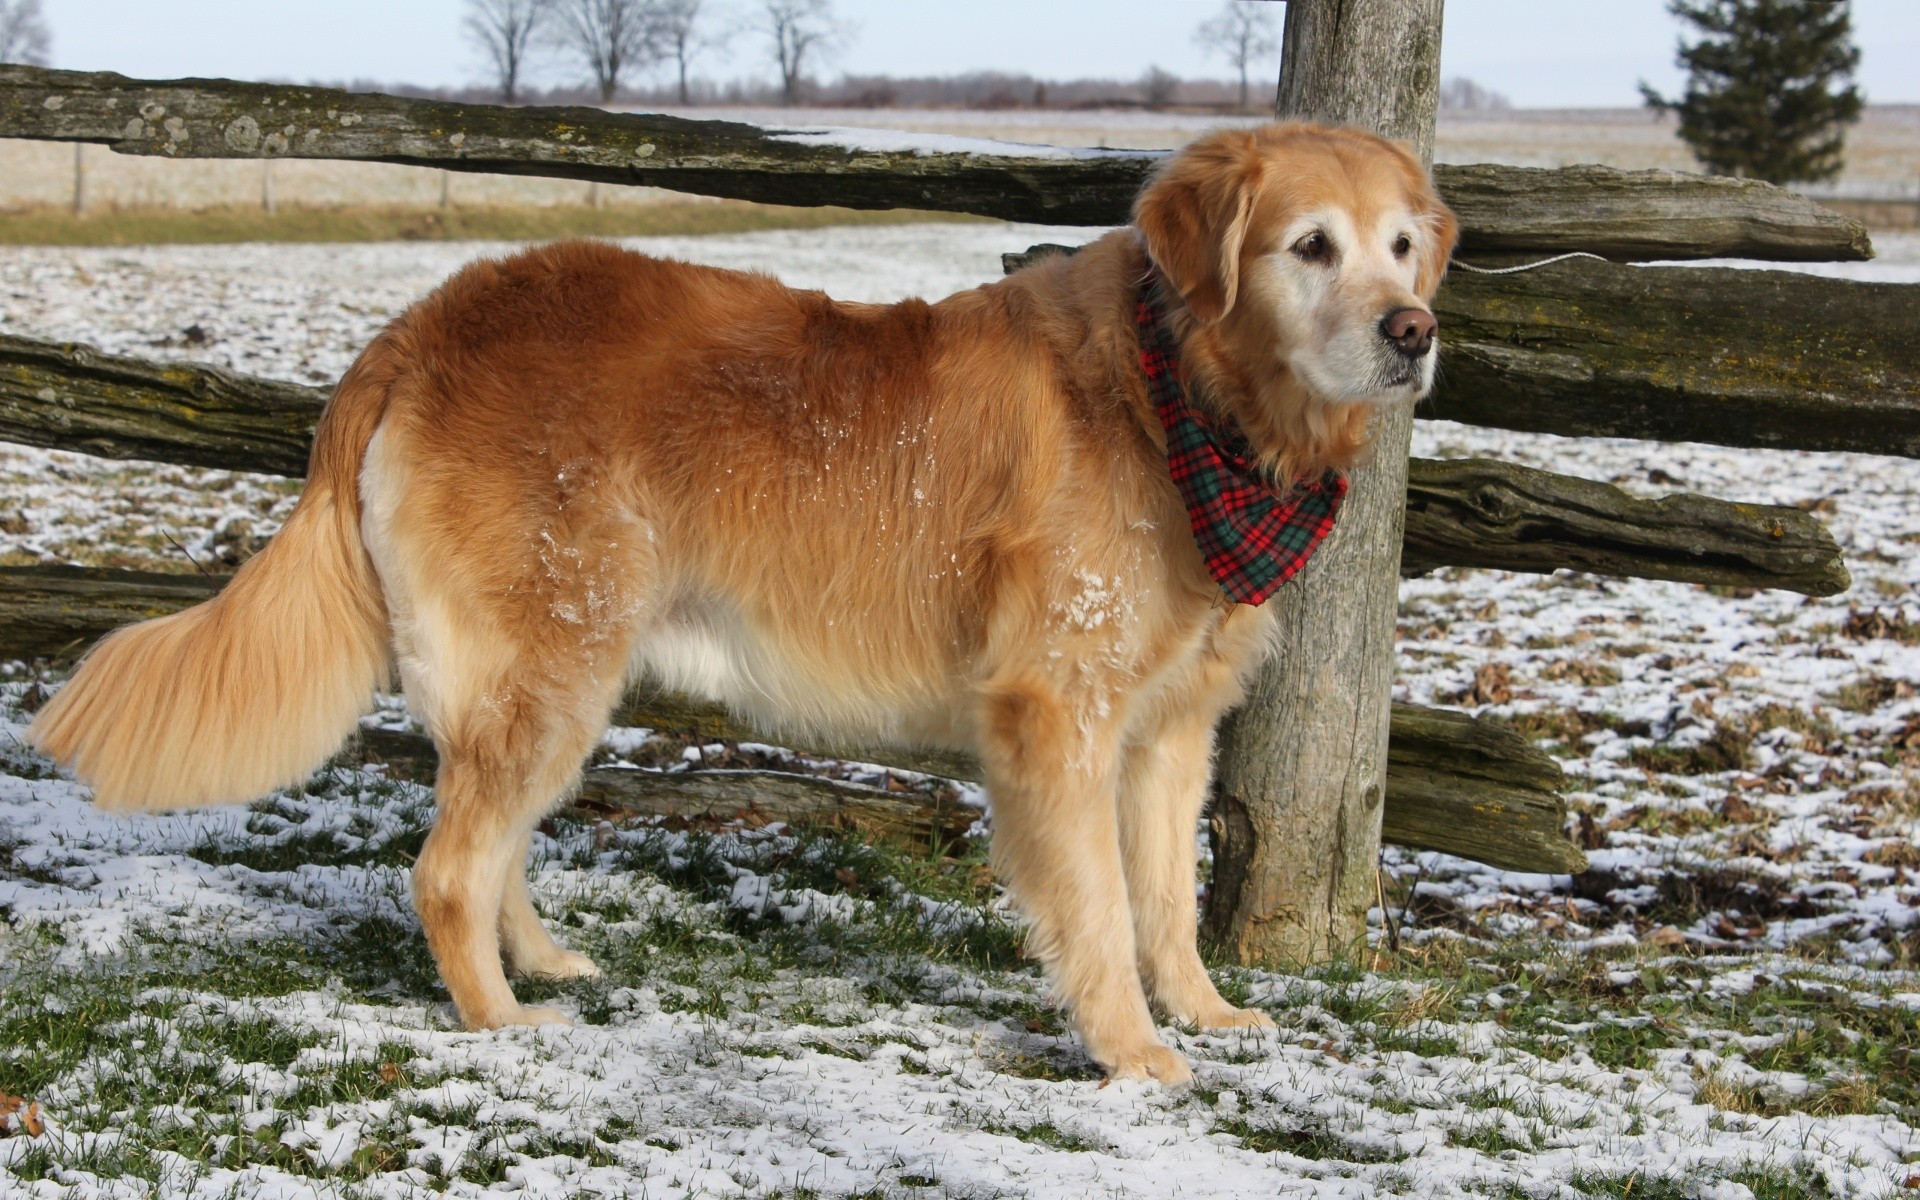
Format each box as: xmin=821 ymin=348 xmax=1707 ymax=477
xmin=1136 ymin=266 xmax=1347 ymax=606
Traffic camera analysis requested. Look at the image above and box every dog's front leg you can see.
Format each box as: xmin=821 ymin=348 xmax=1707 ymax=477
xmin=979 ymin=679 xmax=1191 ymax=1086
xmin=1118 ymin=713 xmax=1276 ymax=1032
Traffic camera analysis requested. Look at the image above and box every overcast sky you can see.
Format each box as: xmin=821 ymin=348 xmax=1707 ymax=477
xmin=33 ymin=0 xmax=1920 ymax=108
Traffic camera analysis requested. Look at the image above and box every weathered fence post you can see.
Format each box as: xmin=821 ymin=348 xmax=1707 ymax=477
xmin=1203 ymin=0 xmax=1446 ymax=964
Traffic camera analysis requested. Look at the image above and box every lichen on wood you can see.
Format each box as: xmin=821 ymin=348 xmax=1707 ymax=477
xmin=0 ymin=332 xmax=323 ymax=476
xmin=1433 ymin=259 xmax=1920 ymax=457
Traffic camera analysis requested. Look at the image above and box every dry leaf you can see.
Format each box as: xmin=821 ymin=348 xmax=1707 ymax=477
xmin=1455 ymin=662 xmax=1513 ymax=706
xmin=0 ymin=1092 xmax=43 ymax=1138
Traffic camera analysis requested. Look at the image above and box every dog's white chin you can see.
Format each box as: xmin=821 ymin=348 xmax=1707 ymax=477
xmin=1294 ymin=349 xmax=1437 ymax=406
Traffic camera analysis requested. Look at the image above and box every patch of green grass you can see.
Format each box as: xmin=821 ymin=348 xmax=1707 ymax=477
xmin=984 ymin=1120 xmax=1100 ymax=1152
xmin=1445 ymin=1119 xmax=1538 ymax=1156
xmin=282 ymin=1041 xmax=421 ymax=1109
xmin=457 ymin=1121 xmax=624 ymax=1183
xmin=1214 ymin=1116 xmax=1404 ymax=1163
xmin=0 ymin=200 xmax=986 ymax=246
xmin=1626 ymin=724 xmax=1754 ymax=775
xmin=184 ymin=778 xmax=434 ymax=872
xmin=1558 ymin=1165 xmax=1836 ymax=1200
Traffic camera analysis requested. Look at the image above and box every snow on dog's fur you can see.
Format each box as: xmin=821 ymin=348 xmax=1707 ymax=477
xmin=31 ymin=124 xmax=1457 ymax=1084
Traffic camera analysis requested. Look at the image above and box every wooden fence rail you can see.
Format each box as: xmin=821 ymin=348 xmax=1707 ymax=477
xmin=1436 ymin=259 xmax=1920 ymax=458
xmin=0 ymin=65 xmax=1871 ymax=263
xmin=0 ymin=564 xmax=1583 ymax=875
xmin=0 ymin=334 xmax=1846 ymax=595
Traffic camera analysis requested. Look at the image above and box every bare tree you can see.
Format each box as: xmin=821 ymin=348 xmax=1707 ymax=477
xmin=762 ymin=0 xmax=847 ymax=107
xmin=551 ymin=0 xmax=659 ymax=103
xmin=654 ymin=0 xmax=730 ymax=106
xmin=1439 ymin=77 xmax=1511 ymax=112
xmin=1193 ymin=1 xmax=1278 ymax=110
xmin=1140 ymin=65 xmax=1179 ymax=110
xmin=0 ymin=0 xmax=51 ymax=66
xmin=465 ymin=0 xmax=548 ymax=104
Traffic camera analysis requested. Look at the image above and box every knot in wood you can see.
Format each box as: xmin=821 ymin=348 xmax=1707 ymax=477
xmin=1470 ymin=484 xmax=1512 ymax=520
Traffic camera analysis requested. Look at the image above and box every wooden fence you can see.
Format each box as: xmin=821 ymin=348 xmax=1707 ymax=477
xmin=1 ymin=56 xmax=1914 ymax=930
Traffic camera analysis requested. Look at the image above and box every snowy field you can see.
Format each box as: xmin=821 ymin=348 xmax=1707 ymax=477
xmin=0 ymin=227 xmax=1918 ymax=1198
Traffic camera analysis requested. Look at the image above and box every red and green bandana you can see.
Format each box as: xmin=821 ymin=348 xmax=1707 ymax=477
xmin=1136 ymin=265 xmax=1347 ymax=606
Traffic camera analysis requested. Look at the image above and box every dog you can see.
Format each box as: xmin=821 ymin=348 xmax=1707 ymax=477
xmin=31 ymin=123 xmax=1456 ymax=1084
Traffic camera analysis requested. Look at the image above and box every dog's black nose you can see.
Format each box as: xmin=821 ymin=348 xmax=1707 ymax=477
xmin=1380 ymin=307 xmax=1437 ymax=358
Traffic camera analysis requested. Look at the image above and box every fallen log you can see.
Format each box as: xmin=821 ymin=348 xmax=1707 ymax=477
xmin=0 ymin=565 xmax=1581 ymax=874
xmin=0 ymin=336 xmax=1848 ymax=595
xmin=1401 ymin=457 xmax=1849 ymax=596
xmin=0 ymin=66 xmax=1869 ymax=261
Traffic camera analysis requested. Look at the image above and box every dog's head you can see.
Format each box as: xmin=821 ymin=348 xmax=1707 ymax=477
xmin=1134 ymin=124 xmax=1459 ymax=406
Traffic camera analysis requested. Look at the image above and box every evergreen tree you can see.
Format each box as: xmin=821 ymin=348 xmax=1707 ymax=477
xmin=1641 ymin=0 xmax=1864 ymax=185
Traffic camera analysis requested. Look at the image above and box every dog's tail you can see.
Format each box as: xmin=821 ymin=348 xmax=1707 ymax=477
xmin=29 ymin=340 xmax=403 ymax=811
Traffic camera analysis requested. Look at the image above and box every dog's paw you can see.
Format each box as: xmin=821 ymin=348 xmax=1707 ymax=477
xmin=1103 ymin=1043 xmax=1193 ymax=1087
xmin=517 ymin=948 xmax=602 ymax=981
xmin=1190 ymin=1003 xmax=1276 ymax=1032
xmin=472 ymin=1004 xmax=572 ymax=1030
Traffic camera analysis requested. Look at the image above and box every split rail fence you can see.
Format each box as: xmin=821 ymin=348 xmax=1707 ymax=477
xmin=2 ymin=64 xmax=1916 ymax=882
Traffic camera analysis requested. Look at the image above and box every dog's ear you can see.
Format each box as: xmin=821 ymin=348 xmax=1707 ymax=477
xmin=1416 ymin=194 xmax=1460 ymax=301
xmin=1133 ymin=135 xmax=1264 ymax=325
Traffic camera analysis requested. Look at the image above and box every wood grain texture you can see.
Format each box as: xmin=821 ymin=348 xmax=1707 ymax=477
xmin=1433 ymin=260 xmax=1920 ymax=457
xmin=1440 ymin=162 xmax=1870 ymax=263
xmin=1400 ymin=457 xmax=1848 ymax=596
xmin=0 ymin=333 xmax=324 ymax=475
xmin=0 ymin=564 xmax=219 ymax=659
xmin=0 ymin=65 xmax=1869 ymax=262
xmin=1 ymin=565 xmax=1578 ymax=873
xmin=1380 ymin=704 xmax=1584 ymax=875
xmin=1203 ymin=0 xmax=1447 ymax=967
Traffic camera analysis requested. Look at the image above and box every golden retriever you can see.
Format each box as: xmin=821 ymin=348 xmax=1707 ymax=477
xmin=31 ymin=123 xmax=1456 ymax=1084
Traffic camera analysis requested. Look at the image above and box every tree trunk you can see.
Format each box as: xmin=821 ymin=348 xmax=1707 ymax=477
xmin=1203 ymin=0 xmax=1446 ymax=966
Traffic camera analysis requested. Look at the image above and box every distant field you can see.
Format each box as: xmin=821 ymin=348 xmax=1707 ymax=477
xmin=0 ymin=200 xmax=981 ymax=246
xmin=1 ymin=105 xmax=1913 ymax=244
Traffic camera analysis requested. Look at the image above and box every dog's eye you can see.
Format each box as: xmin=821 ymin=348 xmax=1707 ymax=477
xmin=1292 ymin=232 xmax=1331 ymax=263
xmin=1392 ymin=234 xmax=1413 ymax=259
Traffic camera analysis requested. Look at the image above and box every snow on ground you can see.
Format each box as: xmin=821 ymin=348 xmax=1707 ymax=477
xmin=0 ymin=228 xmax=1917 ymax=1198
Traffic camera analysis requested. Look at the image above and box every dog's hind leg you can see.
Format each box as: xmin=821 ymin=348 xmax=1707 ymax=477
xmin=978 ymin=678 xmax=1191 ymax=1085
xmin=408 ymin=620 xmax=640 ymax=1028
xmin=364 ymin=435 xmax=653 ymax=1027
xmin=1118 ymin=712 xmax=1276 ymax=1032
xmin=498 ymin=827 xmax=600 ymax=980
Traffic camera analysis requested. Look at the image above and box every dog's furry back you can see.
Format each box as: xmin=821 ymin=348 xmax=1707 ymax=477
xmin=28 ymin=345 xmax=399 ymax=809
